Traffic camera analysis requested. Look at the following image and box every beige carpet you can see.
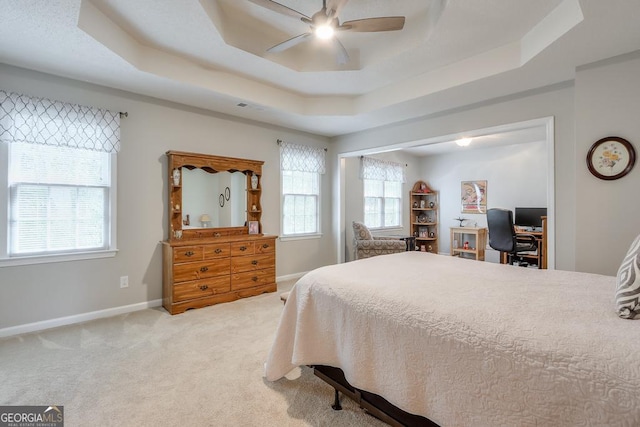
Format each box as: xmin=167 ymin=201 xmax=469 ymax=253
xmin=0 ymin=280 xmax=385 ymax=426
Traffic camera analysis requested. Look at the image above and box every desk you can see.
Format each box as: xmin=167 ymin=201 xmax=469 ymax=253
xmin=450 ymin=227 xmax=487 ymax=261
xmin=499 ymin=216 xmax=547 ymax=269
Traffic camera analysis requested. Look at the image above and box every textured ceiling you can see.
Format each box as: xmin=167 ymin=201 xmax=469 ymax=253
xmin=1 ymin=0 xmax=640 ymax=137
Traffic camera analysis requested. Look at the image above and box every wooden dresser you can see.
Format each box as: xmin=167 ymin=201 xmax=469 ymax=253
xmin=162 ymin=234 xmax=276 ymax=315
xmin=162 ymin=150 xmax=276 ymax=315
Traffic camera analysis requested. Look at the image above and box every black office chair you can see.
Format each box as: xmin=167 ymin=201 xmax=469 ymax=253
xmin=486 ymin=208 xmax=538 ymax=266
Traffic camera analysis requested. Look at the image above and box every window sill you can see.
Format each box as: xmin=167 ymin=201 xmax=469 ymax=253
xmin=279 ymin=233 xmax=323 ymax=242
xmin=0 ymin=249 xmax=118 ymax=267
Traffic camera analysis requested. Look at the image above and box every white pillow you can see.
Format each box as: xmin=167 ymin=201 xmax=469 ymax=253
xmin=615 ymin=234 xmax=640 ymax=319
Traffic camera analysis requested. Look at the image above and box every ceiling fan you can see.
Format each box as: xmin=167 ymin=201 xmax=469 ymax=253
xmin=248 ymin=0 xmax=405 ymax=65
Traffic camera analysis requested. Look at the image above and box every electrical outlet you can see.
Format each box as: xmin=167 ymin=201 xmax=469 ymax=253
xmin=120 ymin=276 xmax=129 ymax=288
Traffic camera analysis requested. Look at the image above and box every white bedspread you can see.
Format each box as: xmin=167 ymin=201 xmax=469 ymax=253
xmin=265 ymin=252 xmax=640 ymax=427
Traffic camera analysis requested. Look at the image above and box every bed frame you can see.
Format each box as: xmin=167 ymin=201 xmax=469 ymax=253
xmin=312 ymin=365 xmax=440 ymax=427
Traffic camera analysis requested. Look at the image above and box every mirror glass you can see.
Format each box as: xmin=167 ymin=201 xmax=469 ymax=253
xmin=181 ymin=168 xmax=247 ymax=228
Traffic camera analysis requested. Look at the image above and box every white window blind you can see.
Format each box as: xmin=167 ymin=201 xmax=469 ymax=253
xmin=280 ymin=141 xmax=325 ymax=237
xmin=361 ymin=157 xmax=404 ymax=229
xmin=0 ymin=90 xmax=119 ymax=261
xmin=9 ymin=143 xmax=110 ymax=255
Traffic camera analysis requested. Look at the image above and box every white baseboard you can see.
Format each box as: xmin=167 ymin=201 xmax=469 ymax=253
xmin=2 ymin=274 xmax=308 ymax=339
xmin=0 ymin=299 xmax=163 ymax=339
xmin=276 ymin=271 xmax=307 ymax=282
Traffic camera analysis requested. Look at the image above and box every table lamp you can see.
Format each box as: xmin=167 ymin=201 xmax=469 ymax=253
xmin=200 ymin=214 xmax=211 ymax=227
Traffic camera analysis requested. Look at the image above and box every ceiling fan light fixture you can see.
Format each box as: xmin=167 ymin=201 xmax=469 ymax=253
xmin=456 ymin=138 xmax=472 ymax=147
xmin=315 ymin=24 xmax=334 ymax=39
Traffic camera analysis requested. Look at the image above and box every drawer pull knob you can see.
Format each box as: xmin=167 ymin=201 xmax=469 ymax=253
xmin=215 ymin=248 xmax=222 ymax=254
xmin=200 ymin=285 xmax=209 ymax=291
xmin=262 ymin=244 xmax=269 ymax=249
xmin=200 ymin=266 xmax=209 ymax=272
xmin=252 ymin=276 xmax=258 ymax=282
xmin=240 ymin=246 xmax=247 ymax=251
xmin=185 ymin=251 xmax=194 ymax=257
xmin=251 ymin=260 xmax=258 ymax=265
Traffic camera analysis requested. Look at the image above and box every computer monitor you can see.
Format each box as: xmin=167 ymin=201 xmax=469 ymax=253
xmin=514 ymin=207 xmax=547 ymax=229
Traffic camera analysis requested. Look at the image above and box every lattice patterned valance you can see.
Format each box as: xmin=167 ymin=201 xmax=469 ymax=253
xmin=360 ymin=156 xmax=405 ymax=182
xmin=280 ymin=141 xmax=326 ymax=174
xmin=0 ymin=90 xmax=120 ymax=153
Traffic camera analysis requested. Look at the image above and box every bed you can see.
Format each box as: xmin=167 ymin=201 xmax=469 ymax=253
xmin=264 ymin=251 xmax=640 ymax=427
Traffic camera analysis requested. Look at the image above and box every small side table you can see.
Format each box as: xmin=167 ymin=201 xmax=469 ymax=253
xmin=387 ymin=235 xmax=416 ymax=251
xmin=399 ymin=236 xmax=416 ymax=251
xmin=450 ymin=227 xmax=487 ymax=261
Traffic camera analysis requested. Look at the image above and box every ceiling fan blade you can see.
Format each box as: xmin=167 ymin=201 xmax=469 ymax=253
xmin=267 ymin=32 xmax=312 ymax=53
xmin=339 ymin=16 xmax=405 ymax=32
xmin=248 ymin=0 xmax=310 ymax=21
xmin=326 ymin=0 xmax=349 ymax=19
xmin=332 ymin=37 xmax=350 ymax=65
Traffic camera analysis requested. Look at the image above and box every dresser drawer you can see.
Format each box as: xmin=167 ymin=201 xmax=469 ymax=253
xmin=203 ymin=243 xmax=230 ymax=259
xmin=173 ymin=246 xmax=203 ymax=262
xmin=173 ymin=259 xmax=231 ymax=283
xmin=231 ymin=268 xmax=275 ymax=290
xmin=173 ymin=276 xmax=231 ymax=302
xmin=255 ymin=239 xmax=275 ymax=254
xmin=230 ymin=242 xmax=254 ymax=256
xmin=231 ymin=254 xmax=275 ymax=274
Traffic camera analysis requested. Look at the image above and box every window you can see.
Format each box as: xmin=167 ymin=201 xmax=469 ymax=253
xmin=360 ymin=156 xmax=405 ymax=229
xmin=280 ymin=141 xmax=326 ymax=238
xmin=0 ymin=90 xmax=120 ymax=264
xmin=8 ymin=143 xmax=111 ymax=255
xmin=282 ymin=170 xmax=319 ymax=235
xmin=363 ymin=179 xmax=402 ymax=228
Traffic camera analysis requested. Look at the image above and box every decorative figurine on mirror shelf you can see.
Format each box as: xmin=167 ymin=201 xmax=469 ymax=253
xmin=251 ymin=173 xmax=258 ymax=190
xmin=172 ymin=168 xmax=181 ymax=186
xmin=183 ymin=214 xmax=190 ymax=226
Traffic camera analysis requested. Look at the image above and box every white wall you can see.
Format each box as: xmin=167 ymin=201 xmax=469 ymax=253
xmin=573 ymin=52 xmax=640 ymax=275
xmin=421 ymin=140 xmax=547 ymax=261
xmin=0 ymin=63 xmax=333 ymax=330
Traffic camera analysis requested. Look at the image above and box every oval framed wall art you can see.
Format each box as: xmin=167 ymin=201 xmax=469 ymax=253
xmin=586 ymin=136 xmax=636 ymax=180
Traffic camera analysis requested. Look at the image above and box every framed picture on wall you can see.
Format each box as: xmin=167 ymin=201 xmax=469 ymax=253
xmin=248 ymin=221 xmax=259 ymax=235
xmin=461 ymin=180 xmax=487 ymax=214
xmin=586 ymin=136 xmax=636 ymax=180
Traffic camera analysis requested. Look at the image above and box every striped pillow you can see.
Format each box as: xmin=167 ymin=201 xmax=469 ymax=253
xmin=615 ymin=234 xmax=640 ymax=319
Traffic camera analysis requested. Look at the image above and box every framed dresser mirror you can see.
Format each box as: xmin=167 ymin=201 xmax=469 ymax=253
xmin=166 ymin=151 xmax=263 ymax=241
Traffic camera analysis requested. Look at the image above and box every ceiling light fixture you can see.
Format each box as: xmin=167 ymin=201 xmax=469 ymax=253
xmin=315 ymin=25 xmax=334 ymax=40
xmin=456 ymin=138 xmax=472 ymax=147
